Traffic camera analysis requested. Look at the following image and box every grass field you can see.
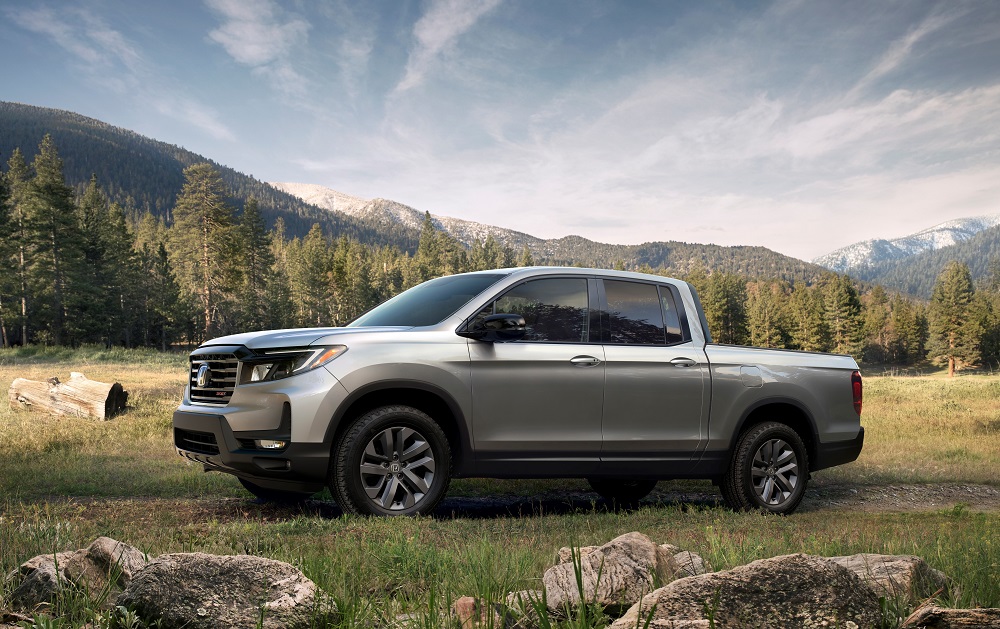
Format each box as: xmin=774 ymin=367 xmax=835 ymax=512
xmin=1 ymin=347 xmax=999 ymax=628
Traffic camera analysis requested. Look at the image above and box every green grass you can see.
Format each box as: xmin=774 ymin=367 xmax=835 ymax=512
xmin=2 ymin=349 xmax=1000 ymax=628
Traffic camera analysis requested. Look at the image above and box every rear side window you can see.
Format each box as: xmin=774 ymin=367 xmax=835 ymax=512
xmin=480 ymin=277 xmax=590 ymax=342
xmin=604 ymin=280 xmax=665 ymax=345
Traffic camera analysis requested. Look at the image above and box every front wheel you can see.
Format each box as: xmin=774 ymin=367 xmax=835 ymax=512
xmin=330 ymin=405 xmax=451 ymax=516
xmin=721 ymin=422 xmax=808 ymax=515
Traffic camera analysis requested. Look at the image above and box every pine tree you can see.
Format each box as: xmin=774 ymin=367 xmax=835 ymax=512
xmin=27 ymin=135 xmax=84 ymax=345
xmin=788 ymin=284 xmax=829 ymax=352
xmin=5 ymin=149 xmax=32 ymax=345
xmin=233 ymin=197 xmax=274 ymax=331
xmin=702 ymin=272 xmax=748 ymax=345
xmin=746 ymin=281 xmax=788 ymax=348
xmin=517 ymin=245 xmax=534 ymax=267
xmin=823 ymin=275 xmax=863 ymax=358
xmin=861 ymin=285 xmax=892 ymax=364
xmin=167 ymin=163 xmax=236 ymax=340
xmin=287 ymin=225 xmax=332 ymax=326
xmin=0 ymin=168 xmax=10 ymax=346
xmin=927 ymin=261 xmax=979 ymax=376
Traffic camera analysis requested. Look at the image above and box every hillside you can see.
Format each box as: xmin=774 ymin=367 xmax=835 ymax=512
xmin=0 ymin=102 xmax=420 ymax=248
xmin=273 ymin=181 xmax=832 ymax=283
xmin=849 ymin=224 xmax=1000 ymax=297
xmin=3 ymin=102 xmax=832 ymax=283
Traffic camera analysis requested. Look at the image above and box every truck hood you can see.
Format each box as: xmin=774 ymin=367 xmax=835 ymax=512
xmin=200 ymin=327 xmax=410 ymax=350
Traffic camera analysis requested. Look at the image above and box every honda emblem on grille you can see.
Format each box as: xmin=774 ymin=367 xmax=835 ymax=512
xmin=196 ymin=364 xmax=211 ymax=388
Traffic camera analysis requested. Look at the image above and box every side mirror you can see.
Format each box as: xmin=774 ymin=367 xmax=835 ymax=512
xmin=459 ymin=313 xmax=526 ymax=343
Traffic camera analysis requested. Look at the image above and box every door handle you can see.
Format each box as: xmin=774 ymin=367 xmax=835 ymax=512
xmin=670 ymin=357 xmax=698 ymax=368
xmin=570 ymin=355 xmax=602 ymax=367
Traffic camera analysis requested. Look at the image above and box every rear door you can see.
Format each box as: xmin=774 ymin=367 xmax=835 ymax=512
xmin=599 ymin=279 xmax=709 ymax=473
xmin=469 ymin=276 xmax=605 ymax=474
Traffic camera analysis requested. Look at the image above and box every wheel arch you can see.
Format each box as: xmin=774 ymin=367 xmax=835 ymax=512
xmin=728 ymin=397 xmax=819 ymax=472
xmin=324 ymin=380 xmax=472 ymax=475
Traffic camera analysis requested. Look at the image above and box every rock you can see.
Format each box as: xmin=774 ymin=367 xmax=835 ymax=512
xmin=830 ymin=554 xmax=950 ymax=602
xmin=672 ymin=550 xmax=713 ymax=577
xmin=543 ymin=532 xmax=681 ymax=614
xmin=610 ymin=553 xmax=882 ymax=629
xmin=555 ymin=545 xmax=599 ymax=564
xmin=453 ymin=596 xmax=482 ymax=628
xmin=901 ymin=606 xmax=1000 ymax=628
xmin=116 ymin=553 xmax=337 ymax=629
xmin=7 ymin=537 xmax=147 ymax=612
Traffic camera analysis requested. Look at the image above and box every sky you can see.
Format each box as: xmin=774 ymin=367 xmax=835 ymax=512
xmin=2 ymin=0 xmax=1000 ymax=261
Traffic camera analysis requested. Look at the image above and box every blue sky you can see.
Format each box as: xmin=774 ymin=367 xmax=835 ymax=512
xmin=2 ymin=0 xmax=1000 ymax=261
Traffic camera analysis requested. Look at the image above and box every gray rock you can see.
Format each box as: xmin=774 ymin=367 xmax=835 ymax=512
xmin=116 ymin=552 xmax=337 ymax=629
xmin=610 ymin=553 xmax=882 ymax=629
xmin=671 ymin=550 xmax=713 ymax=578
xmin=901 ymin=605 xmax=1000 ymax=628
xmin=544 ymin=531 xmax=679 ymax=614
xmin=7 ymin=537 xmax=147 ymax=612
xmin=830 ymin=553 xmax=950 ymax=602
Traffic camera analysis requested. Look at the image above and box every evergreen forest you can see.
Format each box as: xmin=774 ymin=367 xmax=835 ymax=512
xmin=3 ymin=132 xmax=1000 ymax=373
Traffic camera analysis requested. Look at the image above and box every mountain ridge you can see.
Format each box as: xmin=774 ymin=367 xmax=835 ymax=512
xmin=814 ymin=213 xmax=1000 ymax=274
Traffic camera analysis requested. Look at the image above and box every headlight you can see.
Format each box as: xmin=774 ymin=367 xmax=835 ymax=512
xmin=239 ymin=346 xmax=347 ymax=384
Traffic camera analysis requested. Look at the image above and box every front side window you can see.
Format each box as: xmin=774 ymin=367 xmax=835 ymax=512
xmin=604 ymin=280 xmax=665 ymax=345
xmin=477 ymin=277 xmax=590 ymax=342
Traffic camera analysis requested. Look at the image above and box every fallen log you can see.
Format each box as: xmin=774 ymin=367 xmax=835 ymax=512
xmin=8 ymin=372 xmax=128 ymax=419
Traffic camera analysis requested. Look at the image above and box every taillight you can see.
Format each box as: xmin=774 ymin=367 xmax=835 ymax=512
xmin=851 ymin=370 xmax=863 ymax=416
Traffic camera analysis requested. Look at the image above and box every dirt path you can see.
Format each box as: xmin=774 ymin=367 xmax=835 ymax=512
xmin=10 ymin=482 xmax=999 ymax=525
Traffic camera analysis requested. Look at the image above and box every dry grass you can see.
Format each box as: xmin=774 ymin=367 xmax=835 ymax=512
xmin=2 ymin=349 xmax=1000 ymax=627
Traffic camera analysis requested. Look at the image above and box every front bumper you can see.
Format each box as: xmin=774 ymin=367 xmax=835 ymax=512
xmin=174 ymin=409 xmax=329 ymax=492
xmin=812 ymin=426 xmax=865 ymax=471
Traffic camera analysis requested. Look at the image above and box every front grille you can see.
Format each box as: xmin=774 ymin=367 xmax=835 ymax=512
xmin=189 ymin=352 xmax=238 ymax=405
xmin=175 ymin=428 xmax=220 ymax=455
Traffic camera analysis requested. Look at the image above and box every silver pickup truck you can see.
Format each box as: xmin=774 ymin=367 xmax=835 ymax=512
xmin=173 ymin=267 xmax=864 ymax=515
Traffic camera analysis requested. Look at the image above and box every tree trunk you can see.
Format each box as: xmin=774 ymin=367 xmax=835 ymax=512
xmin=948 ymin=356 xmax=956 ymax=378
xmin=8 ymin=372 xmax=128 ymax=419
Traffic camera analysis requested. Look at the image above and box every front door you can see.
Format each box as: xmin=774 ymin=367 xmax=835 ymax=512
xmin=469 ymin=276 xmax=604 ymax=474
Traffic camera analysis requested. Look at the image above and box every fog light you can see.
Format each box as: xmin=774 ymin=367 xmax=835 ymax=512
xmin=256 ymin=439 xmax=287 ymax=450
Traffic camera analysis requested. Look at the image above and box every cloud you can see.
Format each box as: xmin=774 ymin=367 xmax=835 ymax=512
xmin=847 ymin=8 xmax=962 ymax=100
xmin=205 ymin=0 xmax=309 ymax=96
xmin=395 ymin=0 xmax=502 ymax=92
xmin=7 ymin=4 xmax=236 ymax=142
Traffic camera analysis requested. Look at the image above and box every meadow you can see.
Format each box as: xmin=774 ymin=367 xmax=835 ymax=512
xmin=1 ymin=347 xmax=998 ymax=628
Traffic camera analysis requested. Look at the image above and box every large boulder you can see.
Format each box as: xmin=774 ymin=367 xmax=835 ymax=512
xmin=610 ymin=553 xmax=882 ymax=629
xmin=116 ymin=552 xmax=336 ymax=629
xmin=830 ymin=554 xmax=950 ymax=603
xmin=901 ymin=606 xmax=1000 ymax=628
xmin=544 ymin=532 xmax=709 ymax=614
xmin=7 ymin=537 xmax=147 ymax=612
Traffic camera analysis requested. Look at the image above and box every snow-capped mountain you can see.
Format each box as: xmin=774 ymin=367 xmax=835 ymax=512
xmin=269 ymin=181 xmax=544 ymax=251
xmin=814 ymin=214 xmax=1000 ymax=273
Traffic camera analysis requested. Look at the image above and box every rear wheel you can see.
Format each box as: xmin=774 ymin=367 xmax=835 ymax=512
xmin=238 ymin=478 xmax=314 ymax=504
xmin=587 ymin=478 xmax=657 ymax=506
xmin=722 ymin=421 xmax=808 ymax=515
xmin=331 ymin=405 xmax=451 ymax=516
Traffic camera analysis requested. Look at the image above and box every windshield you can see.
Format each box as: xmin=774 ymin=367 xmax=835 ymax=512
xmin=348 ymin=273 xmax=508 ymax=327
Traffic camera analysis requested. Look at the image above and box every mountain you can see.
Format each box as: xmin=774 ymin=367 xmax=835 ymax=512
xmin=0 ymin=102 xmax=420 ymax=249
xmin=814 ymin=214 xmax=1000 ymax=274
xmin=271 ymin=181 xmax=832 ymax=283
xmin=844 ymin=224 xmax=1000 ymax=298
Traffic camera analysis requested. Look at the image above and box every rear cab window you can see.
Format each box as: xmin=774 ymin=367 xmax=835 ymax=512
xmin=600 ymin=278 xmax=691 ymax=346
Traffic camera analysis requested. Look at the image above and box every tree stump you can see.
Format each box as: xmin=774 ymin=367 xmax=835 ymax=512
xmin=8 ymin=372 xmax=128 ymax=419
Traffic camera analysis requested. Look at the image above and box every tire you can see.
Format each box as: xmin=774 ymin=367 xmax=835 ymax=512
xmin=722 ymin=422 xmax=809 ymax=515
xmin=330 ymin=405 xmax=451 ymax=516
xmin=587 ymin=478 xmax=657 ymax=506
xmin=238 ymin=477 xmax=314 ymax=504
